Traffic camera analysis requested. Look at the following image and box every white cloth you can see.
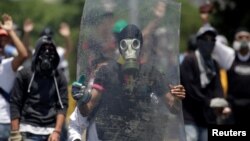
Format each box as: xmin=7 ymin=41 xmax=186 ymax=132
xmin=212 ymin=41 xmax=235 ymax=70
xmin=0 ymin=57 xmax=16 ymax=123
xmin=68 ymin=107 xmax=99 ymax=141
xmin=57 ymin=47 xmax=68 ymax=69
xmin=20 ymin=123 xmax=54 ymax=135
xmin=195 ymin=50 xmax=210 ymax=88
xmin=57 ymin=46 xmax=70 ymax=82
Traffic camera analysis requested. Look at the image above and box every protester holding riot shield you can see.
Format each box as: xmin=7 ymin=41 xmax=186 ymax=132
xmin=69 ymin=24 xmax=185 ymax=141
xmin=69 ymin=0 xmax=185 ymax=141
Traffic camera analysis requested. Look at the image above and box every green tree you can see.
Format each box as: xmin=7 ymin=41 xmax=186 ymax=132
xmin=0 ymin=0 xmax=203 ymax=80
xmin=177 ymin=0 xmax=202 ymax=52
xmin=0 ymin=0 xmax=85 ymax=82
xmin=211 ymin=0 xmax=250 ymax=43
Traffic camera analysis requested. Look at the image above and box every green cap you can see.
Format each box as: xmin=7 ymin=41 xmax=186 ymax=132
xmin=112 ymin=19 xmax=128 ymax=33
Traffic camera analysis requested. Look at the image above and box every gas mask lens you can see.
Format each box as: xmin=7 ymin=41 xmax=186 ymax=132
xmin=120 ymin=40 xmax=128 ymax=50
xmin=119 ymin=39 xmax=140 ymax=51
xmin=132 ymin=39 xmax=140 ymax=50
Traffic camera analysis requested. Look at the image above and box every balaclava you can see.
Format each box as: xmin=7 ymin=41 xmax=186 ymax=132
xmin=196 ymin=25 xmax=217 ymax=83
xmin=196 ymin=25 xmax=217 ymax=59
xmin=32 ymin=36 xmax=59 ymax=76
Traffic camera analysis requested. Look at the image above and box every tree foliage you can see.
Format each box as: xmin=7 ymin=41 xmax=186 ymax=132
xmin=0 ymin=0 xmax=203 ymax=80
xmin=177 ymin=0 xmax=202 ymax=52
xmin=211 ymin=0 xmax=250 ymax=43
xmin=0 ymin=0 xmax=84 ymax=82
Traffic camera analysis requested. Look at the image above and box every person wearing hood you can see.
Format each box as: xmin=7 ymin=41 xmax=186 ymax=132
xmin=9 ymin=35 xmax=68 ymax=141
xmin=180 ymin=25 xmax=231 ymax=141
xmin=227 ymin=28 xmax=250 ymax=125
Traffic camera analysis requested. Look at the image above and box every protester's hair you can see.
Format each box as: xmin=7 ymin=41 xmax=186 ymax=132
xmin=40 ymin=27 xmax=54 ymax=37
xmin=117 ymin=24 xmax=143 ymax=46
xmin=187 ymin=34 xmax=197 ymax=51
xmin=235 ymin=27 xmax=249 ymax=34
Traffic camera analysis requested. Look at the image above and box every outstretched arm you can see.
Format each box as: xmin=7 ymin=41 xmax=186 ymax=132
xmin=72 ymin=63 xmax=109 ymax=116
xmin=78 ymin=88 xmax=102 ymax=116
xmin=142 ymin=1 xmax=166 ymax=40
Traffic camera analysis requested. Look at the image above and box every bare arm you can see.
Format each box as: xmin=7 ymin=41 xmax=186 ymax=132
xmin=54 ymin=113 xmax=65 ymax=133
xmin=48 ymin=113 xmax=66 ymax=141
xmin=1 ymin=14 xmax=28 ymax=71
xmin=78 ymin=88 xmax=102 ymax=116
xmin=22 ymin=18 xmax=33 ymax=58
xmin=142 ymin=1 xmax=166 ymax=40
xmin=9 ymin=30 xmax=28 ymax=71
xmin=59 ymin=22 xmax=73 ymax=59
xmin=11 ymin=118 xmax=20 ymax=131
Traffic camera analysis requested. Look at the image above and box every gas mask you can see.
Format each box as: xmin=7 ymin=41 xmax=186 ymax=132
xmin=233 ymin=41 xmax=250 ymax=51
xmin=117 ymin=24 xmax=143 ymax=74
xmin=119 ymin=38 xmax=141 ymax=74
xmin=38 ymin=45 xmax=55 ymax=72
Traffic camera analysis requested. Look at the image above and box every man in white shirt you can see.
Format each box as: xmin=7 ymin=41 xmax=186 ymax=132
xmin=0 ymin=14 xmax=28 ymax=141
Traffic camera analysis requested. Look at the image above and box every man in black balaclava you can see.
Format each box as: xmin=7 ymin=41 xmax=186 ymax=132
xmin=196 ymin=25 xmax=217 ymax=82
xmin=10 ymin=36 xmax=68 ymax=141
xmin=33 ymin=36 xmax=59 ymax=75
xmin=181 ymin=25 xmax=231 ymax=141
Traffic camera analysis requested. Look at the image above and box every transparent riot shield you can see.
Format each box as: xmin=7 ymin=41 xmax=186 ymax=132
xmin=77 ymin=0 xmax=185 ymax=140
